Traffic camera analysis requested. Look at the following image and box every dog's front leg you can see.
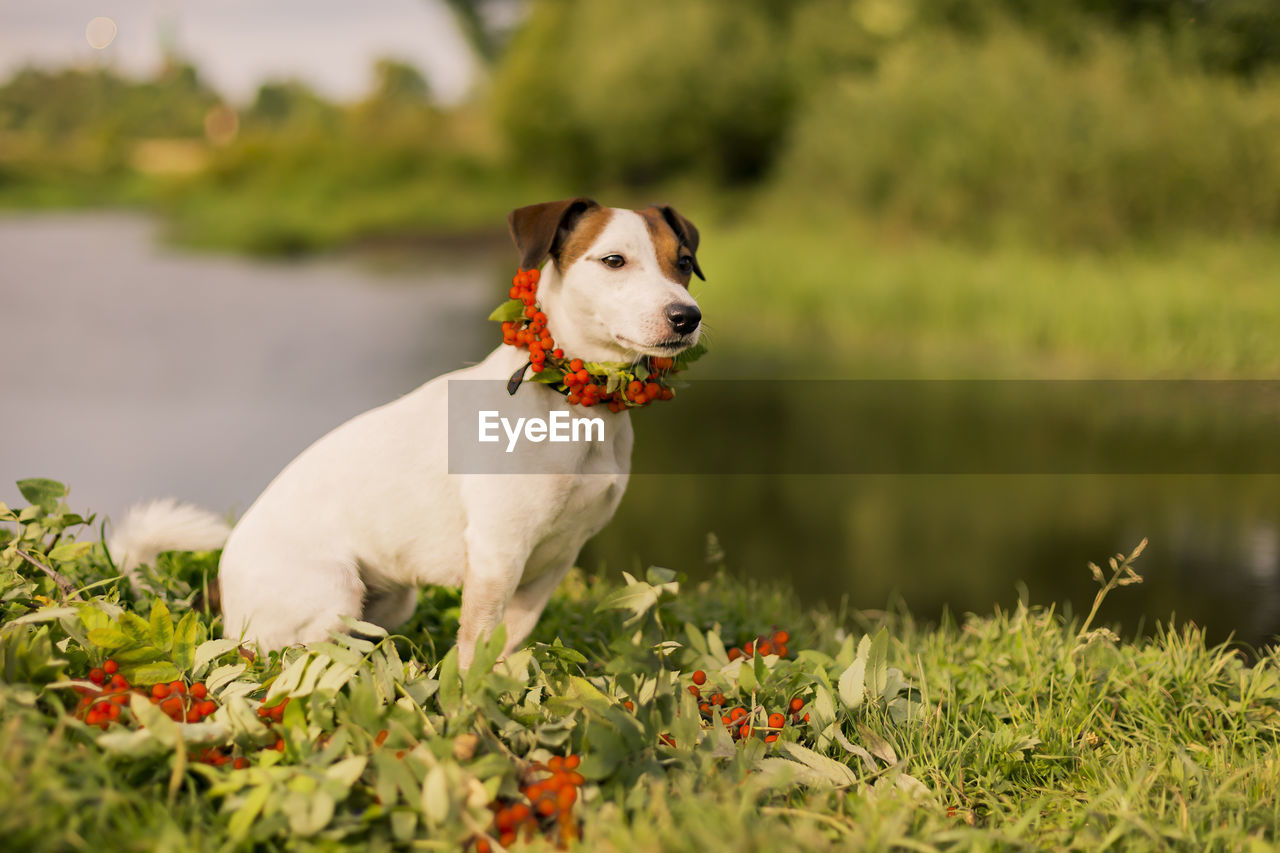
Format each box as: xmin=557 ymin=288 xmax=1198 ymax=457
xmin=501 ymin=562 xmax=573 ymax=658
xmin=457 ymin=525 xmax=532 ymax=671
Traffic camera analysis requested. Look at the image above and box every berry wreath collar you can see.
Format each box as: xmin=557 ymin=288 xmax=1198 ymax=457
xmin=489 ymin=267 xmax=706 ymax=412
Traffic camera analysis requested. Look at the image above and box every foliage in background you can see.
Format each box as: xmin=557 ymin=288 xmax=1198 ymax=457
xmin=772 ymin=24 xmax=1280 ymax=247
xmin=493 ymin=0 xmax=796 ymax=186
xmin=3 ymin=1 xmax=1279 ymax=250
xmin=3 ymin=482 xmax=1280 ymax=849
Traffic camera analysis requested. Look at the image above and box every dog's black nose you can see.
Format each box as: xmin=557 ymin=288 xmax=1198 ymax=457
xmin=665 ymin=303 xmax=701 ymax=335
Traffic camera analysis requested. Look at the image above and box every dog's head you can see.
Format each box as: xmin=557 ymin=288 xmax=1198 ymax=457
xmin=508 ymin=198 xmax=703 ymax=364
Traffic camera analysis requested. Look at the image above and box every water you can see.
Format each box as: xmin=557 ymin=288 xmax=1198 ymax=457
xmin=2 ymin=214 xmax=1277 ymax=648
xmin=0 ymin=213 xmax=499 ymax=517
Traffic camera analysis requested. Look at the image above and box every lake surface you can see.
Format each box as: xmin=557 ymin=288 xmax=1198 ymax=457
xmin=2 ymin=214 xmax=1277 ymax=648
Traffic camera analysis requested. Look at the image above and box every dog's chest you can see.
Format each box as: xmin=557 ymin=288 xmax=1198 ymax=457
xmin=519 ymin=469 xmax=626 ymax=582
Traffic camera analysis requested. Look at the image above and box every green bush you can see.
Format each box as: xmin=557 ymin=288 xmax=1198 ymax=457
xmin=492 ymin=0 xmax=797 ymax=186
xmin=772 ymin=25 xmax=1280 ymax=246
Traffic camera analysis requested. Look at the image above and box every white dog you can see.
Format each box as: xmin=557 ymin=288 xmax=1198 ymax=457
xmin=111 ymin=198 xmax=703 ymax=669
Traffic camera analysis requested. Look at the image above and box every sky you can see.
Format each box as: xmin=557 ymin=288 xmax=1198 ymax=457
xmin=0 ymin=0 xmax=481 ymax=103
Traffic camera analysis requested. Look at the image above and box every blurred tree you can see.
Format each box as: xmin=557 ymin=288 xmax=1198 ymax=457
xmin=439 ymin=0 xmax=515 ymax=66
xmin=245 ymin=81 xmax=335 ymax=127
xmin=493 ymin=0 xmax=798 ymax=187
xmin=369 ymin=59 xmax=433 ymax=105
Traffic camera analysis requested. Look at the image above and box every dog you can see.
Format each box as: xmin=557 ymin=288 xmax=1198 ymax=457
xmin=110 ymin=198 xmax=703 ymax=669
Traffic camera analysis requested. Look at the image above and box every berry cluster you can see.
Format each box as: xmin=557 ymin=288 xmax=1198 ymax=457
xmin=501 ymin=268 xmax=560 ymax=367
xmin=75 ymin=659 xmax=130 ymax=729
xmin=474 ymin=754 xmax=585 ymax=852
xmin=726 ymin=629 xmax=791 ymax=662
xmin=76 ymin=661 xmax=287 ymax=768
xmin=499 ymin=267 xmax=681 ymax=412
xmin=77 ymin=660 xmax=217 ymax=728
xmin=687 ymin=669 xmax=810 ymax=744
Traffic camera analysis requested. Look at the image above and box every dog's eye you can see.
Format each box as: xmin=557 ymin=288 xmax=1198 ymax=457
xmin=601 ymin=254 xmax=626 ymax=269
xmin=677 ymin=256 xmax=693 ymax=274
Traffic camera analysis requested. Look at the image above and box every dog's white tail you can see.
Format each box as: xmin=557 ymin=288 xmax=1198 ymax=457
xmin=109 ymin=499 xmax=231 ymax=575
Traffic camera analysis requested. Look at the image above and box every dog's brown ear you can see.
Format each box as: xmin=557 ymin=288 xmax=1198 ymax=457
xmin=507 ymin=198 xmax=599 ymax=271
xmin=658 ymin=205 xmax=704 ymax=280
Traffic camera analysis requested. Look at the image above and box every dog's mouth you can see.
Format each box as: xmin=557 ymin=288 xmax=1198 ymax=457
xmin=614 ymin=334 xmax=696 ymax=357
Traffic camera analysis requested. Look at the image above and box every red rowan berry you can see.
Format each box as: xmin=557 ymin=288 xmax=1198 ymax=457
xmin=190 ymin=683 xmax=207 ymax=699
xmin=89 ymin=668 xmax=104 ymax=685
xmin=768 ymin=713 xmax=785 ymax=728
xmin=103 ymin=659 xmax=118 ymax=675
xmin=557 ymin=786 xmax=576 ymax=809
xmin=152 ymin=683 xmax=170 ymax=700
xmin=692 ymin=670 xmax=707 ymax=685
xmin=790 ymin=697 xmax=805 ymax=712
xmin=774 ymin=630 xmax=790 ymax=644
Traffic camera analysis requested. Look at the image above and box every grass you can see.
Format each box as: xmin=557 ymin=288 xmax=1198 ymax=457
xmin=3 ymin=482 xmax=1278 ymax=851
xmin=695 ymin=219 xmax=1280 ymax=379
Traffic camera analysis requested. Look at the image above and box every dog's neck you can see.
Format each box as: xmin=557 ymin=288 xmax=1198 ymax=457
xmin=535 ymin=263 xmax=635 ymax=365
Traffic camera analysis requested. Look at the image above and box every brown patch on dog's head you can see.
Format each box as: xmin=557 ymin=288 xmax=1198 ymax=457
xmin=554 ymin=205 xmax=615 ymax=270
xmin=637 ymin=205 xmax=704 ymax=286
xmin=507 ymin=197 xmax=605 ymax=272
